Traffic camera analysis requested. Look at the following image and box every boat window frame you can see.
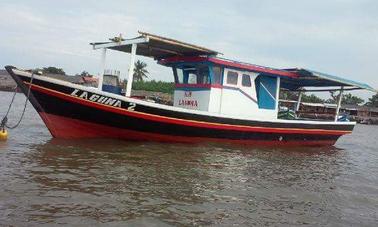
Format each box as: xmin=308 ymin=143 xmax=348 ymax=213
xmin=242 ymin=74 xmax=252 ymax=87
xmin=172 ymin=63 xmax=211 ymax=85
xmin=211 ymin=65 xmax=222 ymax=85
xmin=226 ymin=70 xmax=239 ymax=86
xmin=173 ymin=67 xmax=185 ymax=84
xmin=196 ymin=64 xmax=211 ymax=84
xmin=255 ymin=74 xmax=278 ymax=110
xmin=187 ymin=71 xmax=197 ymax=84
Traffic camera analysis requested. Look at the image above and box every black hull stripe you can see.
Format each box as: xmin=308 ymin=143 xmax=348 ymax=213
xmin=18 ymin=76 xmax=354 ymax=131
xmin=31 ymin=88 xmax=340 ymax=141
xmin=29 ymin=82 xmax=351 ymax=135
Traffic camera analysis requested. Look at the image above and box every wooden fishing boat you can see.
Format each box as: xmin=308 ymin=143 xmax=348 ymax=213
xmin=5 ymin=31 xmax=377 ymax=145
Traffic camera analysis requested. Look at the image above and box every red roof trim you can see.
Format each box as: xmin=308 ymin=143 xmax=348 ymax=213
xmin=175 ymin=84 xmax=212 ymax=89
xmin=159 ymin=56 xmax=299 ymax=78
xmin=209 ymin=58 xmax=298 ymax=78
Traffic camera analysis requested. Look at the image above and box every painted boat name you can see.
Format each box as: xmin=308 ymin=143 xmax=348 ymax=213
xmin=71 ymin=89 xmax=122 ymax=107
xmin=178 ymin=99 xmax=198 ymax=107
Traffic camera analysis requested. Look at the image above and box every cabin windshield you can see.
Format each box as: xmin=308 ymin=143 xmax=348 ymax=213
xmin=173 ymin=64 xmax=210 ymax=85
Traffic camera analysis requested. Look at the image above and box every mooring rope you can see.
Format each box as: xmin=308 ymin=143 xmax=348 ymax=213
xmin=1 ymin=73 xmax=35 ymax=130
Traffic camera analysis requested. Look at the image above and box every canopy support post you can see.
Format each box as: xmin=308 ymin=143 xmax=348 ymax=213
xmin=275 ymin=77 xmax=281 ymax=117
xmin=98 ymin=48 xmax=107 ymax=90
xmin=296 ymin=90 xmax=302 ymax=112
xmin=125 ymin=43 xmax=137 ymax=97
xmin=334 ymin=86 xmax=344 ymax=122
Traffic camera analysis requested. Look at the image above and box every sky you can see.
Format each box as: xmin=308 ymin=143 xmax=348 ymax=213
xmin=0 ymin=0 xmax=377 ymax=100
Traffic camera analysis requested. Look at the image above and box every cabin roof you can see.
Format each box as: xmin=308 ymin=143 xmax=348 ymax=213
xmin=159 ymin=56 xmax=376 ymax=92
xmin=280 ymin=68 xmax=377 ymax=92
xmin=158 ymin=56 xmax=376 ymax=92
xmin=158 ymin=56 xmax=299 ymax=78
xmin=90 ymin=31 xmax=219 ymax=60
xmin=91 ymin=32 xmax=376 ymax=92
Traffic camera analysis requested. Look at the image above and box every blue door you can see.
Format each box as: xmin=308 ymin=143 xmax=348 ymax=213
xmin=255 ymin=76 xmax=277 ymax=109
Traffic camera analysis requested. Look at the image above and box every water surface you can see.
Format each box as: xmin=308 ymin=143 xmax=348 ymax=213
xmin=0 ymin=91 xmax=377 ymax=226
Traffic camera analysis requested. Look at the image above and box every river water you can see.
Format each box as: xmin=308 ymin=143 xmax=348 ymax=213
xmin=0 ymin=91 xmax=377 ymax=226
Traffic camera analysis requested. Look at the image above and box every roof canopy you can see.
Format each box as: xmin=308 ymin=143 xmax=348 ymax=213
xmin=280 ymin=68 xmax=377 ymax=92
xmin=90 ymin=31 xmax=376 ymax=93
xmin=90 ymin=31 xmax=219 ymax=60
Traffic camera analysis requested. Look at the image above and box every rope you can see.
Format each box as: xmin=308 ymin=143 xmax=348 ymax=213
xmin=1 ymin=73 xmax=34 ymax=130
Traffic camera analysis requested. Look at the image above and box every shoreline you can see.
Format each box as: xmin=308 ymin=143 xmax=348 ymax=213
xmin=0 ymin=87 xmax=18 ymax=92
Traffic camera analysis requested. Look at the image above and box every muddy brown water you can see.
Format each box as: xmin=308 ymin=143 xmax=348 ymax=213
xmin=0 ymin=91 xmax=377 ymax=226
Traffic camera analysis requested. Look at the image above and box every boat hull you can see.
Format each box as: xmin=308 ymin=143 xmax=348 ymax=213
xmin=5 ymin=66 xmax=355 ymax=146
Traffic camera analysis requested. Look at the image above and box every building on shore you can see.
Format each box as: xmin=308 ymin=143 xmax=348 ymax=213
xmin=345 ymin=105 xmax=378 ymax=124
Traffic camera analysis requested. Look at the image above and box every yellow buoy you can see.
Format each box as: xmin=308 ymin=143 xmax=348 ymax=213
xmin=0 ymin=128 xmax=8 ymax=141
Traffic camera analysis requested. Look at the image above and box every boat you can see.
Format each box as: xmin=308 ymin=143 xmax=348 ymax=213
xmin=4 ymin=31 xmax=377 ymax=146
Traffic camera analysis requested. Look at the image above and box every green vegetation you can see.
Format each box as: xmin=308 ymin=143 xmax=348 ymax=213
xmin=279 ymin=90 xmax=299 ymax=100
xmin=133 ymin=60 xmax=148 ymax=82
xmin=126 ymin=60 xmax=173 ymax=93
xmin=132 ymin=80 xmax=174 ymax=94
xmin=326 ymin=91 xmax=364 ymax=105
xmin=366 ymin=93 xmax=378 ymax=107
xmin=34 ymin=66 xmax=66 ymax=75
xmin=280 ymin=90 xmax=325 ymax=103
xmin=301 ymin=94 xmax=324 ymax=103
xmin=342 ymin=93 xmax=364 ymax=105
xmin=34 ymin=67 xmax=93 ymax=77
xmin=121 ymin=79 xmax=174 ymax=94
xmin=79 ymin=71 xmax=90 ymax=76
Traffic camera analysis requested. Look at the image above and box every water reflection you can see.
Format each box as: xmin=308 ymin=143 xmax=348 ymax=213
xmin=2 ymin=91 xmax=378 ymax=226
xmin=15 ymin=139 xmax=346 ymax=225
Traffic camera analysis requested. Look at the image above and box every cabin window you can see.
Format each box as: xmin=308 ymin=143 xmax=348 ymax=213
xmin=175 ymin=68 xmax=184 ymax=84
xmin=212 ymin=66 xmax=222 ymax=85
xmin=242 ymin=74 xmax=251 ymax=87
xmin=174 ymin=64 xmax=210 ymax=85
xmin=196 ymin=64 xmax=210 ymax=84
xmin=188 ymin=73 xmax=197 ymax=84
xmin=226 ymin=71 xmax=238 ymax=85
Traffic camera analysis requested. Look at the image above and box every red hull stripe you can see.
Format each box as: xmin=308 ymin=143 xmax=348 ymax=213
xmin=27 ymin=83 xmax=351 ymax=136
xmin=39 ymin=112 xmax=336 ymax=146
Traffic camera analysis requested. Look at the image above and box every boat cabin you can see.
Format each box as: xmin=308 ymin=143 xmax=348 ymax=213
xmin=160 ymin=57 xmax=281 ymax=120
xmin=90 ymin=31 xmax=377 ymax=122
